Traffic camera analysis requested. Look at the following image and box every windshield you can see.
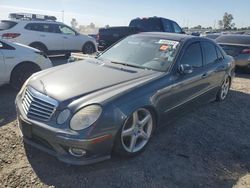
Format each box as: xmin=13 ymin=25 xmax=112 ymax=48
xmin=98 ymin=35 xmax=180 ymax=72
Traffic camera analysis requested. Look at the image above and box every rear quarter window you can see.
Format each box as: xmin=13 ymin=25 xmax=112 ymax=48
xmin=201 ymin=41 xmax=218 ymax=65
xmin=0 ymin=21 xmax=17 ymax=30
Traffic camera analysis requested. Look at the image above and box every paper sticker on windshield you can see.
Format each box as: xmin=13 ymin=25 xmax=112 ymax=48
xmin=157 ymin=40 xmax=179 ymax=48
xmin=159 ymin=44 xmax=169 ymax=51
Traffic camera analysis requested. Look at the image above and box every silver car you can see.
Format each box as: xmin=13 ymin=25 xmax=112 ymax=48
xmin=216 ymin=34 xmax=250 ymax=70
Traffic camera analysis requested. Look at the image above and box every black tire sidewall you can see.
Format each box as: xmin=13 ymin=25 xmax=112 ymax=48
xmin=30 ymin=43 xmax=47 ymax=54
xmin=82 ymin=42 xmax=95 ymax=54
xmin=10 ymin=64 xmax=40 ymax=90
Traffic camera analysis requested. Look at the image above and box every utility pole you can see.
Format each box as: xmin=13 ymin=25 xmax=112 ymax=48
xmin=62 ymin=10 xmax=64 ymax=23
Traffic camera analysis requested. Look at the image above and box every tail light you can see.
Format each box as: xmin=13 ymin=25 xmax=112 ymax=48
xmin=2 ymin=33 xmax=21 ymax=39
xmin=241 ymin=48 xmax=250 ymax=54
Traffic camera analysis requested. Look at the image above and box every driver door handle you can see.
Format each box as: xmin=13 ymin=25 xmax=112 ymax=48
xmin=202 ymin=73 xmax=208 ymax=78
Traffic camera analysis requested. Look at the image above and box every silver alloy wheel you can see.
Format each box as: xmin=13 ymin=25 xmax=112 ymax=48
xmin=121 ymin=108 xmax=153 ymax=153
xmin=220 ymin=77 xmax=230 ymax=100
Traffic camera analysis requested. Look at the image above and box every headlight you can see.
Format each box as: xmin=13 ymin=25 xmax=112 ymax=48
xmin=57 ymin=109 xmax=71 ymax=124
xmin=70 ymin=105 xmax=102 ymax=131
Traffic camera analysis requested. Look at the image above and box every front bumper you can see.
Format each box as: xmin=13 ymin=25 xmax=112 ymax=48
xmin=16 ymin=99 xmax=114 ymax=165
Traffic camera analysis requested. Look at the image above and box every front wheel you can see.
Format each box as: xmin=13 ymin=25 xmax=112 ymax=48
xmin=82 ymin=42 xmax=95 ymax=54
xmin=216 ymin=76 xmax=230 ymax=101
xmin=10 ymin=63 xmax=40 ymax=90
xmin=113 ymin=108 xmax=155 ymax=157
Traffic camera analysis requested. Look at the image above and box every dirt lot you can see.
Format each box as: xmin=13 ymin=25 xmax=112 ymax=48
xmin=0 ymin=72 xmax=250 ymax=188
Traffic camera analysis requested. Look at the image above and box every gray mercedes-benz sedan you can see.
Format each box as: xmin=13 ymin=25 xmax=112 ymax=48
xmin=16 ymin=33 xmax=235 ymax=165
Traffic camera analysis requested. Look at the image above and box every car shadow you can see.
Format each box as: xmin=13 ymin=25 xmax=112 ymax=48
xmin=24 ymin=89 xmax=250 ymax=188
xmin=235 ymin=72 xmax=250 ymax=79
xmin=0 ymin=85 xmax=18 ymax=127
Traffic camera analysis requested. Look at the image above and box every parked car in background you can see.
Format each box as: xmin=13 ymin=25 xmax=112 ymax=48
xmin=97 ymin=17 xmax=184 ymax=50
xmin=97 ymin=26 xmax=141 ymax=51
xmin=0 ymin=39 xmax=52 ymax=89
xmin=16 ymin=33 xmax=234 ymax=165
xmin=0 ymin=13 xmax=97 ymax=55
xmin=216 ymin=34 xmax=250 ymax=70
xmin=203 ymin=33 xmax=221 ymax=40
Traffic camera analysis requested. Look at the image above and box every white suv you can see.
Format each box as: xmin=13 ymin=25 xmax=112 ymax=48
xmin=0 ymin=14 xmax=97 ymax=55
xmin=0 ymin=39 xmax=52 ymax=89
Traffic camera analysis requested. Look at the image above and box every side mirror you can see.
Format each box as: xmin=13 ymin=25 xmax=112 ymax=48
xmin=179 ymin=64 xmax=193 ymax=74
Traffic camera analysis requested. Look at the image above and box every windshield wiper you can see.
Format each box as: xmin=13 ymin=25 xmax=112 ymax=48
xmin=110 ymin=61 xmax=148 ymax=70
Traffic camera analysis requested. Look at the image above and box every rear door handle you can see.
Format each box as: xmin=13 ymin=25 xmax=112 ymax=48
xmin=202 ymin=73 xmax=208 ymax=78
xmin=63 ymin=36 xmax=68 ymax=39
xmin=40 ymin=34 xmax=46 ymax=37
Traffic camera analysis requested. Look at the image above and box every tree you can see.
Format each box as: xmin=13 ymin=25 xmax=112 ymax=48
xmin=89 ymin=23 xmax=95 ymax=29
xmin=192 ymin=25 xmax=202 ymax=29
xmin=218 ymin=12 xmax=235 ymax=30
xmin=70 ymin=18 xmax=78 ymax=30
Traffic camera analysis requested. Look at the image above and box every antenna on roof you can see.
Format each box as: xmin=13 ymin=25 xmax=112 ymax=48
xmin=9 ymin=13 xmax=57 ymax=21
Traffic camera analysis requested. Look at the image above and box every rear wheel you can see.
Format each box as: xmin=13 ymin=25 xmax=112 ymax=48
xmin=82 ymin=42 xmax=95 ymax=54
xmin=216 ymin=76 xmax=230 ymax=101
xmin=30 ymin=43 xmax=47 ymax=54
xmin=113 ymin=108 xmax=155 ymax=157
xmin=10 ymin=63 xmax=40 ymax=90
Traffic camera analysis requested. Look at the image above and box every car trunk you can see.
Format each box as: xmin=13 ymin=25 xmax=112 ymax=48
xmin=219 ymin=43 xmax=250 ymax=57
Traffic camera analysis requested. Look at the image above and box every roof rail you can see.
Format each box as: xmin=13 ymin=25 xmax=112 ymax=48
xmin=9 ymin=13 xmax=57 ymax=21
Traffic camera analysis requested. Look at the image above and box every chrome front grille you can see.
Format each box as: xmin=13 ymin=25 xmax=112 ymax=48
xmin=22 ymin=87 xmax=58 ymax=121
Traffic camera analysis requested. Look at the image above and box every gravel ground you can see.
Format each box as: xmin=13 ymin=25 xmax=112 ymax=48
xmin=0 ymin=71 xmax=250 ymax=188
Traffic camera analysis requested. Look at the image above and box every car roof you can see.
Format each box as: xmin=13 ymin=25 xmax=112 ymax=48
xmin=2 ymin=19 xmax=63 ymax=25
xmin=216 ymin=34 xmax=250 ymax=45
xmin=135 ymin=32 xmax=195 ymax=42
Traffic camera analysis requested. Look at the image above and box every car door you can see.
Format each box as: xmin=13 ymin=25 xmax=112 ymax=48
xmin=0 ymin=42 xmax=6 ymax=85
xmin=57 ymin=24 xmax=81 ymax=51
xmin=158 ymin=41 xmax=209 ymax=114
xmin=25 ymin=23 xmax=63 ymax=51
xmin=201 ymin=41 xmax=226 ymax=89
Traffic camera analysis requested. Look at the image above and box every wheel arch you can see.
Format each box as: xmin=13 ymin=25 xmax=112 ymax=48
xmin=10 ymin=61 xmax=41 ymax=83
xmin=82 ymin=41 xmax=97 ymax=52
xmin=29 ymin=41 xmax=48 ymax=51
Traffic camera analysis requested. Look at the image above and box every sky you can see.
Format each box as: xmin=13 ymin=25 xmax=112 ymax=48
xmin=0 ymin=0 xmax=250 ymax=28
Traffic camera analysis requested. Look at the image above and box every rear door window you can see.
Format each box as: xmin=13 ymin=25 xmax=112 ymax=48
xmin=180 ymin=42 xmax=203 ymax=68
xmin=172 ymin=22 xmax=183 ymax=33
xmin=0 ymin=21 xmax=17 ymax=30
xmin=201 ymin=41 xmax=218 ymax=65
xmin=162 ymin=19 xmax=172 ymax=32
xmin=25 ymin=23 xmax=55 ymax=33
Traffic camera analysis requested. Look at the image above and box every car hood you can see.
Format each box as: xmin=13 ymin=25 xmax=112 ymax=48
xmin=28 ymin=59 xmax=161 ymax=102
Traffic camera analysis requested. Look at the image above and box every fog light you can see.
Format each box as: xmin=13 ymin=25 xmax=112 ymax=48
xmin=69 ymin=148 xmax=86 ymax=157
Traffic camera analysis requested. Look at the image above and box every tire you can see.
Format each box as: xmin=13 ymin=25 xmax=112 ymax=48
xmin=113 ymin=108 xmax=155 ymax=157
xmin=82 ymin=42 xmax=95 ymax=54
xmin=10 ymin=63 xmax=41 ymax=90
xmin=30 ymin=43 xmax=47 ymax=54
xmin=216 ymin=76 xmax=230 ymax=101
